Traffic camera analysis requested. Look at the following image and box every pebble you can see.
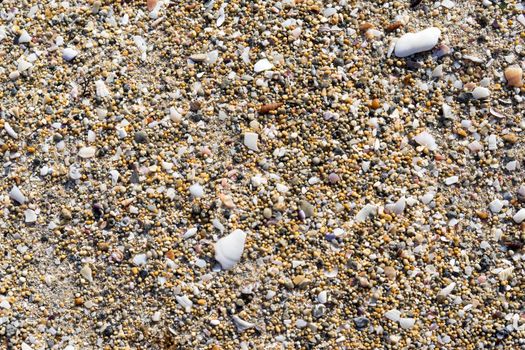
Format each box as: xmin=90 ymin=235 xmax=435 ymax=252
xmin=62 ymin=48 xmax=78 ymax=61
xmin=9 ymin=186 xmax=27 ymax=204
xmin=189 ymin=183 xmax=204 ymax=198
xmin=254 ymin=58 xmax=274 ymax=72
xmin=134 ymin=130 xmax=149 ymax=143
xmin=394 ymin=27 xmax=441 ymax=57
xmin=4 ymin=122 xmax=18 ymax=139
xmin=17 ymin=30 xmax=31 ymax=44
xmin=512 ymin=209 xmax=525 ymax=223
xmin=24 ymin=209 xmax=37 ymax=223
xmin=78 ymin=146 xmax=96 ymax=158
xmin=472 ymin=87 xmax=490 ymax=99
xmin=299 ymin=200 xmax=315 ymax=218
xmin=414 ymin=131 xmax=438 ymax=151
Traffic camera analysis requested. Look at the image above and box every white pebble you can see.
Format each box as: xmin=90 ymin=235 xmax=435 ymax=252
xmin=78 ymin=146 xmax=96 ymax=158
xmin=438 ymin=282 xmax=456 ymax=298
xmin=189 ymin=183 xmax=204 ymax=198
xmin=489 ymin=199 xmax=503 ymax=214
xmin=17 ymin=59 xmax=33 ymax=72
xmin=445 ymin=176 xmax=459 ymax=186
xmin=384 ymin=309 xmax=401 ymax=322
xmin=95 ymin=80 xmax=111 ymax=97
xmin=62 ymin=47 xmax=79 ymax=61
xmin=394 ymin=27 xmax=441 ymax=57
xmin=399 ymin=317 xmax=416 ymax=329
xmin=317 ymin=291 xmax=327 ymax=304
xmin=133 ymin=254 xmax=147 ymax=266
xmin=80 ymin=265 xmax=93 ymax=283
xmin=513 ymin=208 xmax=525 ymax=223
xmin=355 ymin=204 xmax=377 ymax=222
xmin=472 ymin=87 xmax=490 ymax=99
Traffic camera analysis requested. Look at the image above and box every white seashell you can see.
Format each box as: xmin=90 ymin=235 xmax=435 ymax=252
xmin=392 ymin=197 xmax=406 ymax=215
xmin=244 ymin=132 xmax=259 ymax=151
xmin=384 ymin=309 xmax=401 ymax=322
xmin=132 ymin=254 xmax=147 ymax=266
xmin=109 ymin=170 xmax=119 ymax=185
xmin=432 ymin=64 xmax=443 ymax=78
xmin=0 ymin=300 xmax=11 ymax=309
xmin=18 ymin=30 xmax=32 ymax=44
xmin=78 ymin=146 xmax=96 ymax=158
xmin=394 ymin=27 xmax=441 ymax=57
xmin=17 ymin=59 xmax=33 ymax=71
xmin=69 ymin=166 xmax=81 ymax=180
xmin=22 ymin=343 xmax=34 ymax=350
xmin=212 ymin=218 xmax=225 ymax=232
xmin=489 ymin=199 xmax=503 ymax=214
xmin=183 ymin=227 xmax=198 ymax=239
xmin=207 ymin=50 xmax=219 ymax=64
xmin=214 ymin=229 xmax=247 ymax=269
xmin=175 ymin=295 xmax=193 ymax=311
xmin=472 ymin=87 xmax=490 ymax=99
xmin=4 ymin=122 xmax=18 ymax=139
xmin=355 ymin=204 xmax=377 ymax=222
xmin=232 ymin=315 xmax=255 ymax=332
xmin=513 ymin=208 xmax=525 ymax=223
xmin=62 ymin=47 xmax=78 ymax=61
xmin=414 ymin=131 xmax=438 ymax=150
xmin=420 ymin=192 xmax=435 ymax=204
xmin=24 ymin=209 xmax=37 ymax=223
xmin=399 ymin=317 xmax=416 ymax=329
xmin=442 ymin=103 xmax=454 ymax=119
xmin=152 ymin=311 xmax=161 ymax=322
xmin=189 ymin=183 xmax=204 ymax=198
xmin=95 ymin=80 xmax=111 ymax=97
xmin=498 ymin=267 xmax=514 ymax=281
xmin=254 ymin=58 xmax=274 ymax=72
xmin=9 ymin=185 xmax=27 ymax=204
xmin=80 ymin=265 xmax=93 ymax=283
xmin=317 ymin=290 xmax=328 ymax=304
xmin=438 ymin=282 xmax=456 ymax=297
xmin=87 ymin=130 xmax=96 ymax=143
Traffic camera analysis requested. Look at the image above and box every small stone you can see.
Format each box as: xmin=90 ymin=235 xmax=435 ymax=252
xmin=134 ymin=130 xmax=149 ymax=143
xmin=214 ymin=229 xmax=247 ymax=270
xmin=399 ymin=317 xmax=416 ymax=329
xmin=80 ymin=265 xmax=93 ymax=283
xmin=293 ymin=275 xmax=311 ymax=288
xmin=63 ymin=48 xmax=79 ymax=61
xmin=513 ymin=209 xmax=525 ymax=223
xmin=299 ymin=200 xmax=315 ymax=218
xmin=472 ymin=87 xmax=490 ymax=99
xmin=384 ymin=266 xmax=397 ymax=280
xmin=263 ymin=208 xmax=272 ymax=219
xmin=254 ymin=58 xmax=274 ymax=72
xmin=190 ymin=53 xmax=207 ymax=62
xmin=133 ymin=254 xmax=147 ymax=266
xmin=17 ymin=30 xmax=32 ymax=44
xmin=61 ymin=208 xmax=72 ymax=220
xmin=78 ymin=146 xmax=96 ymax=158
xmin=353 ymin=317 xmax=369 ymax=330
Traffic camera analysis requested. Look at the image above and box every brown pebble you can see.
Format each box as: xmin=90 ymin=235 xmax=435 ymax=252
xmin=386 ymin=21 xmax=404 ymax=31
xmin=370 ymin=98 xmax=381 ymax=110
xmin=74 ymin=297 xmax=84 ymax=306
xmin=259 ymin=102 xmax=283 ymax=114
xmin=384 ymin=266 xmax=396 ymax=280
xmin=502 ymin=133 xmax=518 ymax=144
xmin=147 ymin=0 xmax=157 ymax=11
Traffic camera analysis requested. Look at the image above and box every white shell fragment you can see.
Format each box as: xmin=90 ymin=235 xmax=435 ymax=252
xmin=489 ymin=199 xmax=503 ymax=214
xmin=445 ymin=176 xmax=459 ymax=186
xmin=18 ymin=30 xmax=32 ymax=44
xmin=63 ymin=47 xmax=79 ymax=61
xmin=414 ymin=131 xmax=438 ymax=151
xmin=4 ymin=122 xmax=18 ymax=139
xmin=232 ymin=315 xmax=255 ymax=332
xmin=394 ymin=27 xmax=441 ymax=57
xmin=438 ymin=282 xmax=456 ymax=298
xmin=17 ymin=59 xmax=33 ymax=71
xmin=78 ymin=146 xmax=96 ymax=158
xmin=9 ymin=186 xmax=27 ymax=204
xmin=133 ymin=254 xmax=147 ymax=266
xmin=214 ymin=229 xmax=247 ymax=269
xmin=244 ymin=132 xmax=259 ymax=151
xmin=175 ymin=295 xmax=193 ymax=311
xmin=24 ymin=209 xmax=37 ymax=223
xmin=95 ymin=80 xmax=111 ymax=97
xmin=254 ymin=58 xmax=274 ymax=72
xmin=384 ymin=309 xmax=401 ymax=322
xmin=355 ymin=204 xmax=377 ymax=222
xmin=80 ymin=265 xmax=93 ymax=283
